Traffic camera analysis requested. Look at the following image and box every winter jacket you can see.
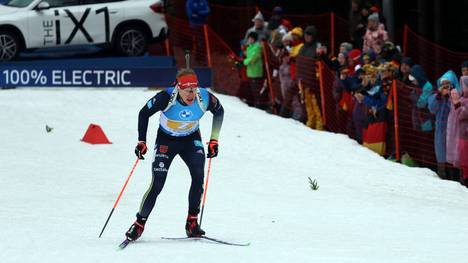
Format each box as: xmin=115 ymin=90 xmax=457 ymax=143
xmin=454 ymin=76 xmax=468 ymax=168
xmin=428 ymin=71 xmax=456 ymax=163
xmin=362 ymin=23 xmax=388 ymax=54
xmin=243 ymin=42 xmax=263 ymax=78
xmin=411 ymin=65 xmax=434 ymax=131
xmin=445 ymin=72 xmax=462 ymax=165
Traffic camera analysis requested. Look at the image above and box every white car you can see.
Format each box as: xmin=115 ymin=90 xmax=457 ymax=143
xmin=0 ymin=0 xmax=168 ymax=60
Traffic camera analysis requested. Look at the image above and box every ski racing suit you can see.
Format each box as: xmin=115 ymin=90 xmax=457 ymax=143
xmin=137 ymin=87 xmax=224 ymax=218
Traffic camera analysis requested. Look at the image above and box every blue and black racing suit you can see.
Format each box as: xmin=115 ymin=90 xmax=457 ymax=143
xmin=137 ymin=87 xmax=224 ymax=218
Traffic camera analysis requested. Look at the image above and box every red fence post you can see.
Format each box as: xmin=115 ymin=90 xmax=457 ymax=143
xmin=392 ymin=80 xmax=401 ymax=161
xmin=330 ymin=12 xmax=335 ymax=57
xmin=203 ymin=24 xmax=212 ymax=67
xmin=317 ymin=61 xmax=327 ymax=127
xmin=261 ymin=41 xmax=276 ymax=114
xmin=402 ymin=25 xmax=408 ymax=56
xmin=164 ymin=39 xmax=171 ymax=56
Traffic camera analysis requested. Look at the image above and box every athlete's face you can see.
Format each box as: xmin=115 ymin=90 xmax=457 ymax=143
xmin=179 ymin=88 xmax=196 ymax=105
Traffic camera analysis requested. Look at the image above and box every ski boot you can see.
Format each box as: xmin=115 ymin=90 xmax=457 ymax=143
xmin=185 ymin=214 xmax=205 ymax=237
xmin=125 ymin=214 xmax=147 ymax=241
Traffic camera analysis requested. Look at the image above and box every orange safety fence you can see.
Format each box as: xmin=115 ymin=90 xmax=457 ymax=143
xmin=166 ymin=14 xmax=248 ymax=96
xmin=296 ymin=56 xmax=322 ymax=113
xmin=333 ymin=15 xmax=352 ymax=55
xmin=393 ymin=81 xmax=437 ymax=165
xmin=403 ymin=25 xmax=468 ymax=83
xmin=161 ymin=6 xmax=468 ymax=170
xmin=316 ymin=60 xmax=341 ymax=132
xmin=205 ymin=25 xmax=243 ymax=96
xmin=208 ymin=4 xmax=257 ymax=53
xmin=165 ymin=15 xmax=210 ymax=68
xmin=316 ymin=62 xmax=438 ymax=165
xmin=261 ymin=40 xmax=282 ymax=107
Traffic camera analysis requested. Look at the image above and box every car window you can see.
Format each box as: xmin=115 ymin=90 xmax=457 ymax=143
xmin=81 ymin=0 xmax=124 ymax=4
xmin=46 ymin=0 xmax=80 ymax=8
xmin=4 ymin=0 xmax=36 ymax=7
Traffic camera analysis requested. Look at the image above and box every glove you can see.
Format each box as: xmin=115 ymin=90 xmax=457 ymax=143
xmin=206 ymin=139 xmax=218 ymax=158
xmin=135 ymin=141 xmax=148 ymax=160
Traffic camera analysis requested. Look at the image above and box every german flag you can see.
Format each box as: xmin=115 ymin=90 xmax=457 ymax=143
xmin=339 ymin=91 xmax=355 ymax=112
xmin=363 ymin=122 xmax=387 ymax=155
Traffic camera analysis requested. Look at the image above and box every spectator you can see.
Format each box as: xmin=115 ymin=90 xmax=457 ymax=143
xmin=278 ymin=51 xmax=293 ymax=113
xmin=454 ymin=76 xmax=468 ymax=187
xmin=186 ymin=0 xmax=210 ymax=26
xmin=378 ymin=41 xmax=402 ymax=64
xmin=360 ymin=64 xmax=388 ymax=155
xmin=411 ymin=64 xmax=435 ymax=131
xmin=243 ymin=31 xmax=267 ymax=110
xmin=185 ymin=0 xmax=210 ymax=65
xmin=290 ymin=27 xmax=305 ymax=57
xmin=352 ymin=1 xmax=372 ymax=50
xmin=446 ymin=80 xmax=463 ymax=181
xmin=428 ymin=70 xmax=459 ymax=179
xmin=339 ymin=42 xmax=353 ymax=54
xmin=268 ymin=16 xmax=284 ymax=50
xmin=333 ymin=66 xmax=355 ymax=134
xmin=328 ymin=52 xmax=348 ymax=72
xmin=352 ymin=89 xmax=369 ymax=144
xmin=362 ymin=13 xmax=388 ymax=54
xmin=400 ymin=64 xmax=433 ymax=132
xmin=271 ymin=6 xmax=292 ymax=32
xmin=379 ymin=62 xmax=398 ymax=108
xmin=360 ymin=50 xmax=376 ymax=65
xmin=243 ymin=12 xmax=270 ymax=44
xmin=461 ymin=61 xmax=468 ymax=77
xmin=348 ymin=0 xmax=361 ymax=44
xmin=297 ymin=26 xmax=324 ymax=130
xmin=399 ymin=57 xmax=414 ymax=84
xmin=346 ymin=49 xmax=361 ymax=75
xmin=278 ymin=51 xmax=304 ymax=121
xmin=287 ymin=28 xmax=304 ymax=83
xmin=268 ymin=7 xmax=291 ymax=53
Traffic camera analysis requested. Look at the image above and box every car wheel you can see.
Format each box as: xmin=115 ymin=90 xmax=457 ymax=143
xmin=0 ymin=31 xmax=20 ymax=61
xmin=114 ymin=26 xmax=148 ymax=57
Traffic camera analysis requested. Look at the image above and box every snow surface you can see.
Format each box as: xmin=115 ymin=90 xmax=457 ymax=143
xmin=1 ymin=88 xmax=468 ymax=263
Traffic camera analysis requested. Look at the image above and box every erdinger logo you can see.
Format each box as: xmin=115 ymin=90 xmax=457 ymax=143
xmin=179 ymin=110 xmax=192 ymax=119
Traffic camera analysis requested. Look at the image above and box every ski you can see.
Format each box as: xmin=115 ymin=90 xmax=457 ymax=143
xmin=161 ymin=236 xmax=250 ymax=246
xmin=118 ymin=238 xmax=132 ymax=250
xmin=201 ymin=236 xmax=250 ymax=246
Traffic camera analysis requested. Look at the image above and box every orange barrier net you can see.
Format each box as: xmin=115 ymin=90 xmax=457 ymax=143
xmin=393 ymin=81 xmax=437 ymax=164
xmin=163 ymin=5 xmax=467 ymax=169
xmin=403 ymin=25 xmax=468 ymax=82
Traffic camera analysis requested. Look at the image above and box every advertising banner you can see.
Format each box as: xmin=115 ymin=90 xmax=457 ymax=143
xmin=0 ymin=57 xmax=212 ymax=88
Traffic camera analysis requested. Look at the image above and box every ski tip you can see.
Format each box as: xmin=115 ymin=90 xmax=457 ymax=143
xmin=118 ymin=238 xmax=132 ymax=250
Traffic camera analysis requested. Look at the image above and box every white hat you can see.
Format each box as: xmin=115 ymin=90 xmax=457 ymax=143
xmin=368 ymin=13 xmax=379 ymax=22
xmin=252 ymin=11 xmax=264 ymax=22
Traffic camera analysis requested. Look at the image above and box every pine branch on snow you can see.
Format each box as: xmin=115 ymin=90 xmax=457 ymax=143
xmin=308 ymin=177 xmax=319 ymax=191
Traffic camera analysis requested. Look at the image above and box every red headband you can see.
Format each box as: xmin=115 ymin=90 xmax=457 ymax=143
xmin=177 ymin=74 xmax=199 ymax=89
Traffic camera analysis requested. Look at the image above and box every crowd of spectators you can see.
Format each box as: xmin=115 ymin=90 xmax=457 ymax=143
xmin=232 ymin=2 xmax=468 ymax=188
